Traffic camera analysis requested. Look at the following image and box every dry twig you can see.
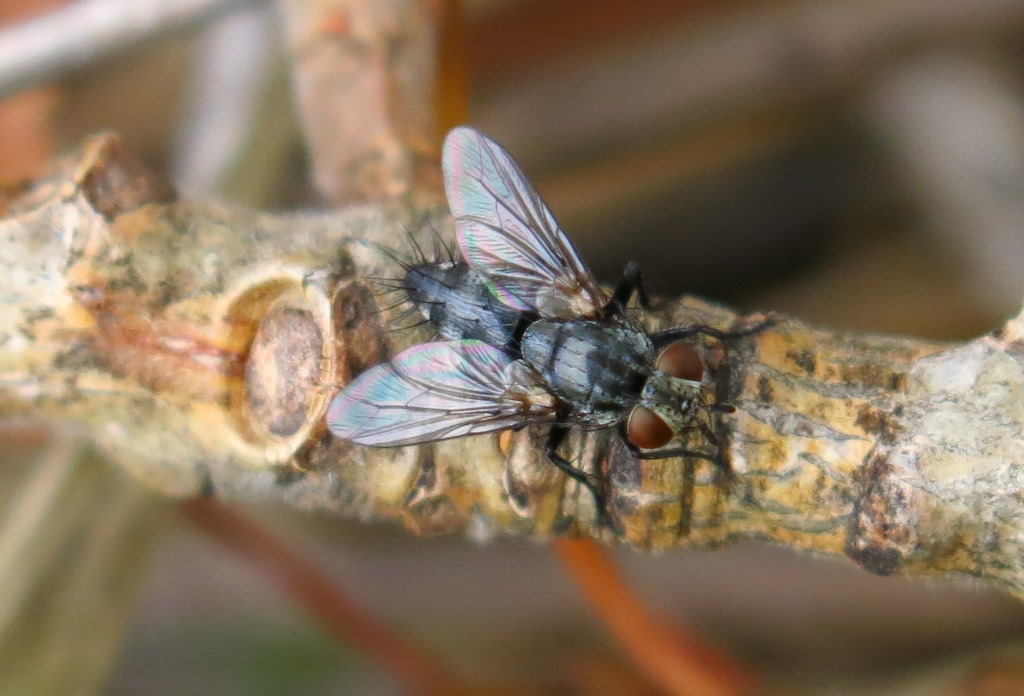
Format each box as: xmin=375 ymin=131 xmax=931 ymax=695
xmin=2 ymin=130 xmax=1023 ymax=604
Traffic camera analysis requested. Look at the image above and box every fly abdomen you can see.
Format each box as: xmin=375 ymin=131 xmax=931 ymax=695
xmin=520 ymin=320 xmax=655 ymax=417
xmin=403 ymin=262 xmax=522 ymax=350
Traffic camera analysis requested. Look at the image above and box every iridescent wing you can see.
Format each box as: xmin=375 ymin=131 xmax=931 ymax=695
xmin=326 ymin=340 xmax=557 ymax=447
xmin=443 ymin=126 xmax=607 ymax=319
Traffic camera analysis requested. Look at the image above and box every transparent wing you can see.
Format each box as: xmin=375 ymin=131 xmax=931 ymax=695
xmin=443 ymin=126 xmax=607 ymax=318
xmin=327 ymin=340 xmax=557 ymax=447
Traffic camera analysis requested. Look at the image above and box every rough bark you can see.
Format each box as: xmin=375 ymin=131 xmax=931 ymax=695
xmin=4 ymin=133 xmax=1023 ymax=600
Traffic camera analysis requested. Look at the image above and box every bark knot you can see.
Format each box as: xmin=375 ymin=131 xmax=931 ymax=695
xmin=846 ymin=447 xmax=918 ymax=576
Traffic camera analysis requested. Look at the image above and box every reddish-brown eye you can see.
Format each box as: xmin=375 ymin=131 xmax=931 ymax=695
xmin=627 ymin=406 xmax=673 ymax=450
xmin=655 ymin=341 xmax=703 ymax=381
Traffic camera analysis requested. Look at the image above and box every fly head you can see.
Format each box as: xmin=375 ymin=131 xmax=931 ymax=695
xmin=627 ymin=342 xmax=708 ymax=450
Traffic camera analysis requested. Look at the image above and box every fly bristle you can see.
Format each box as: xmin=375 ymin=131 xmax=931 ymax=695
xmin=364 ymin=236 xmax=414 ymax=273
xmin=360 ymin=231 xmax=454 ymax=334
xmin=382 ymin=307 xmax=423 ymax=331
xmin=404 ymin=229 xmax=430 ymax=266
xmin=367 ymin=283 xmax=412 ymax=322
xmin=373 ymin=297 xmax=417 ymax=315
xmin=387 ymin=316 xmax=432 ymax=334
xmin=392 ymin=304 xmax=422 ymax=321
xmin=424 ymin=224 xmax=458 ymax=265
xmin=430 ymin=231 xmax=443 ymax=265
xmin=382 ymin=225 xmax=460 ymax=273
xmin=368 ymin=280 xmax=408 ymax=292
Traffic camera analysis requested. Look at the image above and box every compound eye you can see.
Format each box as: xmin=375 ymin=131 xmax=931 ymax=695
xmin=627 ymin=406 xmax=673 ymax=450
xmin=655 ymin=341 xmax=703 ymax=381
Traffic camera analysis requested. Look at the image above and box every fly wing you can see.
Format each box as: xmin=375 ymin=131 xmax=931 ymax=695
xmin=443 ymin=126 xmax=607 ymax=318
xmin=327 ymin=340 xmax=557 ymax=447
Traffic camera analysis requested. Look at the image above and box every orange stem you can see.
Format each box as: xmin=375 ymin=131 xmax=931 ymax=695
xmin=0 ymin=0 xmax=68 ymax=182
xmin=552 ymin=538 xmax=759 ymax=696
xmin=437 ymin=0 xmax=469 ymax=133
xmin=179 ymin=498 xmax=467 ymax=696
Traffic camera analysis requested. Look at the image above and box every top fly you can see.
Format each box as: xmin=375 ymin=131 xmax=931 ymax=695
xmin=328 ymin=126 xmax=756 ymax=519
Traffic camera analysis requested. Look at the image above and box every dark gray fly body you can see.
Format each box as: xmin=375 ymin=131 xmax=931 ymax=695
xmin=402 ymin=260 xmax=523 ymax=350
xmin=519 ymin=320 xmax=653 ymax=424
xmin=329 ymin=127 xmax=759 ymax=519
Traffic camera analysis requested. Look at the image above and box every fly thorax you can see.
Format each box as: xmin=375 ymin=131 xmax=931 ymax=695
xmin=403 ymin=261 xmax=458 ymax=319
xmin=639 ymin=371 xmax=702 ymax=434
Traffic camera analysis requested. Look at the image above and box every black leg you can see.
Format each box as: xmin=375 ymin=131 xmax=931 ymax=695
xmin=601 ymin=261 xmax=651 ymax=318
xmin=617 ymin=422 xmax=733 ymax=479
xmin=651 ymin=317 xmax=776 ymax=350
xmin=631 ymin=445 xmax=734 ymax=483
xmin=634 ymin=447 xmax=718 ymax=462
xmin=545 ymin=423 xmax=607 ymax=522
xmin=697 ymin=419 xmax=719 ymax=447
xmin=509 ymin=310 xmax=539 ymax=356
xmin=617 ymin=421 xmax=716 ymax=462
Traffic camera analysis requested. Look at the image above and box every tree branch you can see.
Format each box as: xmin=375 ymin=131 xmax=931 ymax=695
xmin=4 ymin=132 xmax=1023 ymax=602
xmin=0 ymin=0 xmax=257 ymax=100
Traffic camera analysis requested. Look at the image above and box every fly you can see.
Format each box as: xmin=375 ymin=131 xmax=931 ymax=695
xmin=328 ymin=126 xmax=760 ymax=519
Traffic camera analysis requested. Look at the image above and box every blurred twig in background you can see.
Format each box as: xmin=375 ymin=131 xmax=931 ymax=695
xmin=0 ymin=432 xmax=162 ymax=695
xmin=0 ymin=0 xmax=260 ymax=100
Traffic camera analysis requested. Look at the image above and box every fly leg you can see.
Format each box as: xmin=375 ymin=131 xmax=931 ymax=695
xmin=601 ymin=261 xmax=651 ymax=319
xmin=508 ymin=310 xmax=540 ymax=357
xmin=617 ymin=421 xmax=716 ymax=463
xmin=604 ymin=264 xmax=778 ymax=344
xmin=546 ymin=422 xmax=607 ymax=521
xmin=617 ymin=422 xmax=734 ymax=481
xmin=650 ymin=317 xmax=776 ymax=350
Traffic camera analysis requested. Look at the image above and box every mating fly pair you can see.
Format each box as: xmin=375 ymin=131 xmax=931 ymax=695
xmin=328 ymin=126 xmax=743 ymax=517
